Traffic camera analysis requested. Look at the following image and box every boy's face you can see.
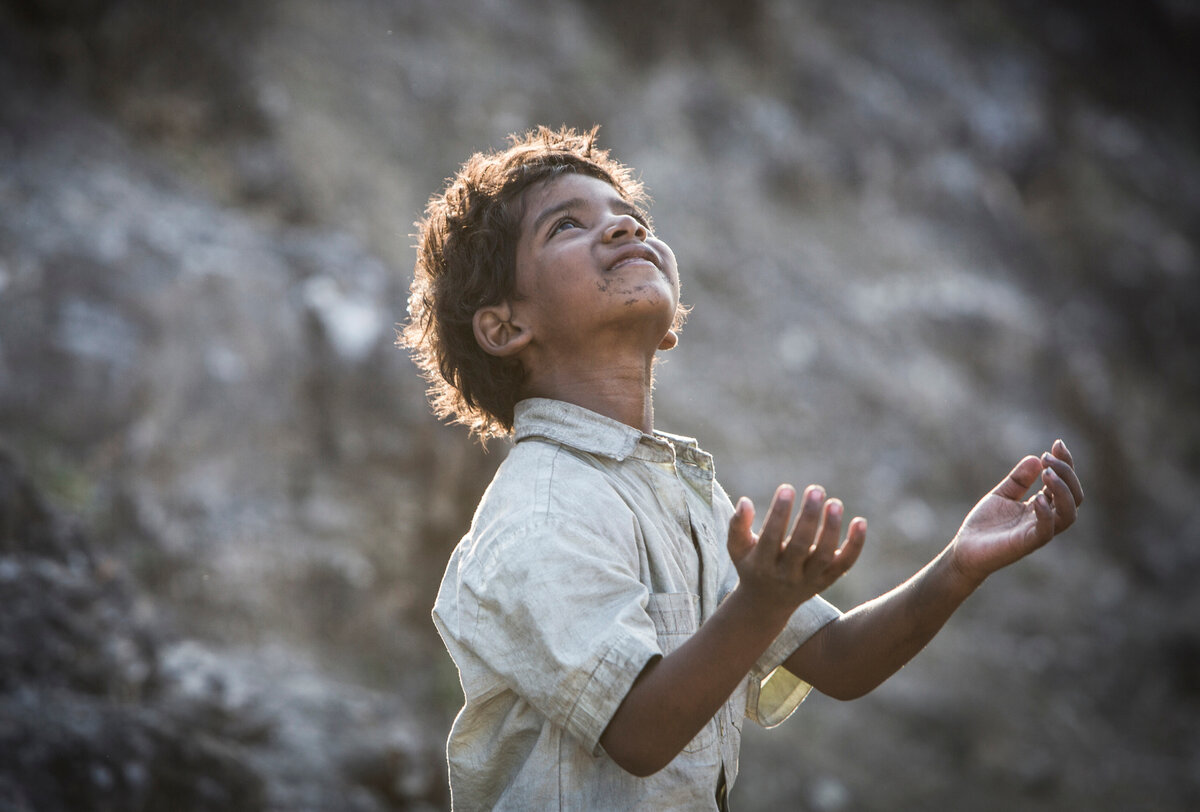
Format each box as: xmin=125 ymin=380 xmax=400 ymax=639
xmin=508 ymin=173 xmax=681 ymax=360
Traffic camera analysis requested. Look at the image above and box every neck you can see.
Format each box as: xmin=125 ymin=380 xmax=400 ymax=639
xmin=521 ymin=359 xmax=657 ymax=434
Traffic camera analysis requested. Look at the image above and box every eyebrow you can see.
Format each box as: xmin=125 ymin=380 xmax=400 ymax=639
xmin=529 ymin=195 xmax=641 ymax=236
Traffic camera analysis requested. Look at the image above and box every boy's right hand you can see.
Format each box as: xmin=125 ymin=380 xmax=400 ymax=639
xmin=604 ymin=483 xmax=867 ymax=775
xmin=727 ymin=485 xmax=867 ymax=620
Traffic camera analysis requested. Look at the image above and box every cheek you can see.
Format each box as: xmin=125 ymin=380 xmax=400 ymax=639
xmin=511 ymin=249 xmax=545 ymax=300
xmin=654 ymin=241 xmax=680 ymax=280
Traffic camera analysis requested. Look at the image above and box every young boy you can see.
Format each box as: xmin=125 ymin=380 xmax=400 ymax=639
xmin=401 ymin=127 xmax=1084 ymax=811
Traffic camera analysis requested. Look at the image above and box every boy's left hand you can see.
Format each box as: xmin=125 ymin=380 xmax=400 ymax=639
xmin=949 ymin=439 xmax=1084 ymax=586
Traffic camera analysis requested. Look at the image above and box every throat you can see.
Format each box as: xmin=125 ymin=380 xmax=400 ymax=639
xmin=521 ymin=365 xmax=657 ymax=434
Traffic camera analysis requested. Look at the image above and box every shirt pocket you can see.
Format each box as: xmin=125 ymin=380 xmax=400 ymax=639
xmin=644 ymin=591 xmax=716 ymax=753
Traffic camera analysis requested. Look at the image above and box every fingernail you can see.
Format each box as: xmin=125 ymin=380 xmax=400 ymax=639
xmin=828 ymin=502 xmax=843 ymax=519
xmin=779 ymin=485 xmax=795 ymax=502
xmin=809 ymin=487 xmax=824 ymax=506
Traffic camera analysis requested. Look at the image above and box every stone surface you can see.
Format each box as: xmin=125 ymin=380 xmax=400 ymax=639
xmin=1 ymin=0 xmax=1197 ymax=809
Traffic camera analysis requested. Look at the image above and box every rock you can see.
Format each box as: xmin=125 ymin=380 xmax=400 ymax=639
xmin=1 ymin=0 xmax=1198 ymax=810
xmin=0 ymin=449 xmax=447 ymax=810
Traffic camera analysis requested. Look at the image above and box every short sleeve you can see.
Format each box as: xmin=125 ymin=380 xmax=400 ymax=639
xmin=745 ymin=595 xmax=841 ymax=727
xmin=450 ymin=518 xmax=663 ymax=754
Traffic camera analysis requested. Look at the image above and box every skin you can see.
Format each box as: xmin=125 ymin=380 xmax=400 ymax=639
xmin=474 ymin=173 xmax=1086 ymax=778
xmin=473 ymin=173 xmax=680 ymax=434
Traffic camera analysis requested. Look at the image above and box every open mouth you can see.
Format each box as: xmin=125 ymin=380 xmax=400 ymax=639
xmin=610 ymin=257 xmax=657 ymax=270
xmin=608 ymin=247 xmax=661 ymax=272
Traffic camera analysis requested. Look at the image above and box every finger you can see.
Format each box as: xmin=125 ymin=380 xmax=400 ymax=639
xmin=1027 ymin=491 xmax=1056 ymax=546
xmin=832 ymin=517 xmax=868 ymax=575
xmin=783 ymin=485 xmax=826 ymax=557
xmin=799 ymin=499 xmax=844 ymax=576
xmin=1041 ymin=468 xmax=1078 ymax=531
xmin=756 ymin=485 xmax=796 ymax=560
xmin=726 ymin=497 xmax=757 ymax=562
xmin=1041 ymin=452 xmax=1084 ymax=506
xmin=1051 ymin=438 xmax=1074 ymax=468
xmin=991 ymin=456 xmax=1042 ymax=501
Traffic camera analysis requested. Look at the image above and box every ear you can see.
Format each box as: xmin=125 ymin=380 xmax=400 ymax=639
xmin=473 ymin=302 xmax=532 ymax=358
xmin=657 ymin=329 xmax=679 ymax=351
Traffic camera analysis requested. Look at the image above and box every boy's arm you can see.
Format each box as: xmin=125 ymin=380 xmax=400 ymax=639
xmin=600 ymin=484 xmax=867 ymax=777
xmin=784 ymin=440 xmax=1084 ymax=700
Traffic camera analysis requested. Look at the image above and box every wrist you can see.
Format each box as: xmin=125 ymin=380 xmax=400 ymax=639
xmin=724 ymin=583 xmax=803 ymax=640
xmin=941 ymin=539 xmax=989 ymax=594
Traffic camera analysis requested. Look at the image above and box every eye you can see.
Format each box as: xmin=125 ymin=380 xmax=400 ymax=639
xmin=549 ymin=217 xmax=581 ymax=236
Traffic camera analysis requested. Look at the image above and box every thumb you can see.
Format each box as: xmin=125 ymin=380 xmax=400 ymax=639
xmin=727 ymin=497 xmax=756 ymax=562
xmin=991 ymin=456 xmax=1042 ymax=501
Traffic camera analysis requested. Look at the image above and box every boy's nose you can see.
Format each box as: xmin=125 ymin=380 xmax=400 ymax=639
xmin=603 ymin=214 xmax=648 ymax=243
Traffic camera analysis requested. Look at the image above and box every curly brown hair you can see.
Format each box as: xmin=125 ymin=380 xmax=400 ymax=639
xmin=400 ymin=126 xmax=685 ymax=442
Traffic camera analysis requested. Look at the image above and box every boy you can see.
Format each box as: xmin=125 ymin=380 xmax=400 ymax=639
xmin=401 ymin=127 xmax=1084 ymax=810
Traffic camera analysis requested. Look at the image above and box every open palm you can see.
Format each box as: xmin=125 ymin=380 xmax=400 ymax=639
xmin=950 ymin=440 xmax=1084 ymax=585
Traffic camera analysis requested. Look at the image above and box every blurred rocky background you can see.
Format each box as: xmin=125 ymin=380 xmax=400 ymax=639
xmin=0 ymin=0 xmax=1197 ymax=809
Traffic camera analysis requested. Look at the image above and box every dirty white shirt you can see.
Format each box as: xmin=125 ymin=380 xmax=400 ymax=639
xmin=432 ymin=398 xmax=840 ymax=811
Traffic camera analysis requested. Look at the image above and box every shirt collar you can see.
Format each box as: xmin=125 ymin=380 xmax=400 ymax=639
xmin=512 ymin=398 xmax=645 ymax=460
xmin=512 ymin=398 xmax=712 ymax=473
